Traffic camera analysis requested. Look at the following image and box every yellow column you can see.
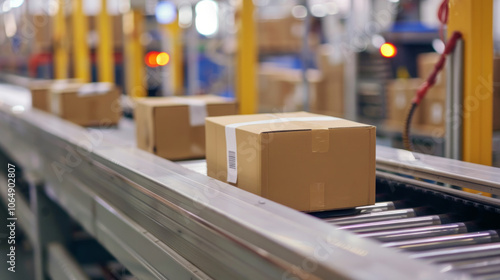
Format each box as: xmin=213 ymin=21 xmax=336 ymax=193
xmin=163 ymin=19 xmax=183 ymax=95
xmin=72 ymin=0 xmax=91 ymax=82
xmin=448 ymin=0 xmax=493 ymax=166
xmin=97 ymin=0 xmax=115 ymax=83
xmin=124 ymin=9 xmax=146 ymax=97
xmin=236 ymin=0 xmax=257 ymax=114
xmin=53 ymin=0 xmax=69 ymax=79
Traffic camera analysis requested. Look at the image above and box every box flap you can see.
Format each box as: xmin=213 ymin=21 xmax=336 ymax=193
xmin=135 ymin=95 xmax=234 ymax=107
xmin=207 ymin=111 xmax=371 ymax=135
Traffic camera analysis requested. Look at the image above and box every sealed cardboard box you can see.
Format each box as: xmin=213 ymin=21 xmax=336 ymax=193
xmin=49 ymin=82 xmax=122 ymax=127
xmin=135 ymin=95 xmax=237 ymax=160
xmin=417 ymin=52 xmax=446 ymax=87
xmin=386 ymin=78 xmax=423 ymax=127
xmin=206 ymin=112 xmax=376 ymax=212
xmin=30 ymin=79 xmax=80 ymax=112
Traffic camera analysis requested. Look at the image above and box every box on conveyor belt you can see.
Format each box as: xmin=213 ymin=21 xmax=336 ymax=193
xmin=30 ymin=79 xmax=81 ymax=112
xmin=48 ymin=82 xmax=122 ymax=127
xmin=386 ymin=78 xmax=423 ymax=127
xmin=135 ymin=95 xmax=238 ymax=161
xmin=206 ymin=112 xmax=376 ymax=212
xmin=417 ymin=52 xmax=446 ymax=88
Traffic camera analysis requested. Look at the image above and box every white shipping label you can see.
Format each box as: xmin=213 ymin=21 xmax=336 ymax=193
xmin=395 ymin=92 xmax=406 ymax=109
xmin=431 ymin=103 xmax=443 ymax=124
xmin=78 ymin=83 xmax=113 ymax=96
xmin=51 ymin=93 xmax=61 ymax=116
xmin=171 ymin=97 xmax=208 ymax=126
xmin=224 ymin=116 xmax=339 ymax=184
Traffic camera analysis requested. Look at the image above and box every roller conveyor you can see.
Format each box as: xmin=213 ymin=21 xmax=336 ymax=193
xmin=1 ymin=83 xmax=500 ymax=279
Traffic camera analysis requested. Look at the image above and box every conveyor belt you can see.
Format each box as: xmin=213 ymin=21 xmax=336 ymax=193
xmin=178 ymin=158 xmax=500 ymax=279
xmin=2 ymin=82 xmax=500 ymax=279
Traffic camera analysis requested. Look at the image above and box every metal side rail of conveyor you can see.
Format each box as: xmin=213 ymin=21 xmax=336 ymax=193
xmin=3 ymin=83 xmax=500 ymax=279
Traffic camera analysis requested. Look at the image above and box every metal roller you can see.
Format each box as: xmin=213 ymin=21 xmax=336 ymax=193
xmin=326 ymin=208 xmax=416 ymax=226
xmin=458 ymin=265 xmax=500 ymax=278
xmin=356 ymin=201 xmax=396 ymax=214
xmin=340 ymin=215 xmax=443 ymax=233
xmin=382 ymin=231 xmax=500 ymax=252
xmin=360 ymin=223 xmax=469 ymax=242
xmin=411 ymin=243 xmax=500 ymax=263
xmin=476 ymin=274 xmax=500 ymax=280
xmin=441 ymin=256 xmax=500 ymax=272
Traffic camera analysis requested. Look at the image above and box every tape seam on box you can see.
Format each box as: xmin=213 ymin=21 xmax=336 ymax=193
xmin=171 ymin=97 xmax=208 ymax=127
xmin=224 ymin=116 xmax=339 ymax=184
xmin=310 ymin=182 xmax=326 ymax=211
xmin=78 ymin=83 xmax=114 ymax=97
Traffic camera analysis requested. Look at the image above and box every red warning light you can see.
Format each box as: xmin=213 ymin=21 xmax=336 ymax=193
xmin=380 ymin=43 xmax=397 ymax=58
xmin=145 ymin=51 xmax=170 ymax=67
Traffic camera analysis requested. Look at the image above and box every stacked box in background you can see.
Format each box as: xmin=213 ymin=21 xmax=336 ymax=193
xmin=258 ymin=65 xmax=322 ymax=113
xmin=30 ymin=15 xmax=53 ymax=53
xmin=312 ymin=46 xmax=344 ymax=117
xmin=49 ymin=82 xmax=122 ymax=127
xmin=385 ymin=78 xmax=423 ymax=128
xmin=135 ymin=95 xmax=237 ymax=160
xmin=257 ymin=17 xmax=319 ymax=54
xmin=416 ymin=52 xmax=447 ymax=132
xmin=206 ymin=112 xmax=376 ymax=212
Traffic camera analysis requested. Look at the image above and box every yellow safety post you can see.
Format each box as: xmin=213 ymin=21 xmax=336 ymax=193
xmin=448 ymin=0 xmax=493 ymax=195
xmin=236 ymin=0 xmax=257 ymax=114
xmin=53 ymin=0 xmax=69 ymax=79
xmin=162 ymin=18 xmax=183 ymax=95
xmin=448 ymin=0 xmax=493 ymax=164
xmin=71 ymin=0 xmax=91 ymax=82
xmin=97 ymin=0 xmax=115 ymax=83
xmin=123 ymin=9 xmax=146 ymax=97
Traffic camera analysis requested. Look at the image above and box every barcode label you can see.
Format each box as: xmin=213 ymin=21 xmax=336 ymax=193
xmin=228 ymin=151 xmax=236 ymax=170
xmin=225 ymin=126 xmax=238 ymax=183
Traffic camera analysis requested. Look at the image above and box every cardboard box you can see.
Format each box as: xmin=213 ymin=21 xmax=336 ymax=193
xmin=135 ymin=95 xmax=238 ymax=160
xmin=30 ymin=79 xmax=81 ymax=112
xmin=30 ymin=14 xmax=52 ymax=53
xmin=49 ymin=82 xmax=122 ymax=126
xmin=258 ymin=65 xmax=322 ymax=113
xmin=417 ymin=52 xmax=446 ymax=87
xmin=386 ymin=78 xmax=423 ymax=127
xmin=206 ymin=112 xmax=376 ymax=212
xmin=312 ymin=45 xmax=345 ymax=117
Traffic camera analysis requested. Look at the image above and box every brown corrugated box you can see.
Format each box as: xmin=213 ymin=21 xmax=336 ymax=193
xmin=206 ymin=112 xmax=376 ymax=212
xmin=258 ymin=65 xmax=322 ymax=113
xmin=30 ymin=14 xmax=53 ymax=53
xmin=30 ymin=79 xmax=81 ymax=112
xmin=417 ymin=52 xmax=446 ymax=87
xmin=386 ymin=78 xmax=423 ymax=127
xmin=49 ymin=82 xmax=122 ymax=126
xmin=313 ymin=45 xmax=345 ymax=117
xmin=135 ymin=95 xmax=238 ymax=160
